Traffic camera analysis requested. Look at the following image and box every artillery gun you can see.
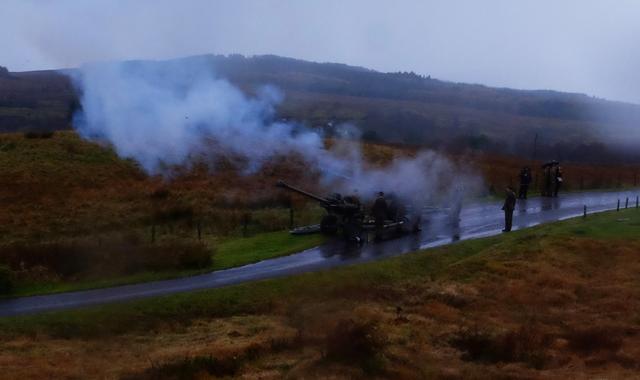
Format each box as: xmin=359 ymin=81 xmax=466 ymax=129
xmin=276 ymin=180 xmax=364 ymax=240
xmin=276 ymin=180 xmax=421 ymax=242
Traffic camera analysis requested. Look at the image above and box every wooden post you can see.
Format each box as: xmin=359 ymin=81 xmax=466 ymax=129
xmin=583 ymin=205 xmax=587 ymax=218
xmin=617 ymin=199 xmax=620 ymax=211
xmin=625 ymin=197 xmax=629 ymax=209
xmin=636 ymin=196 xmax=639 ymax=208
xmin=242 ymin=213 xmax=251 ymax=237
xmin=289 ymin=206 xmax=294 ymax=229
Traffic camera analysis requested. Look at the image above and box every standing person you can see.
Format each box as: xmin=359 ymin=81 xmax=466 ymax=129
xmin=543 ymin=165 xmax=552 ymax=197
xmin=449 ymin=186 xmax=464 ymax=240
xmin=502 ymin=186 xmax=517 ymax=232
xmin=518 ymin=167 xmax=532 ymax=199
xmin=554 ymin=166 xmax=563 ymax=197
xmin=372 ymin=191 xmax=388 ymax=241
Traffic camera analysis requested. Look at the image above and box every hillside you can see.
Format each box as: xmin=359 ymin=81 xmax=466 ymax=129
xmin=1 ymin=55 xmax=640 ymax=163
xmin=1 ymin=131 xmax=638 ymax=297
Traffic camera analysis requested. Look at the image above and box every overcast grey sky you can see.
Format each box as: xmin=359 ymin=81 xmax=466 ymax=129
xmin=2 ymin=0 xmax=640 ymax=103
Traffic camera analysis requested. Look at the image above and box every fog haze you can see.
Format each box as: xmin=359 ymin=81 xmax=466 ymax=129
xmin=2 ymin=0 xmax=640 ymax=103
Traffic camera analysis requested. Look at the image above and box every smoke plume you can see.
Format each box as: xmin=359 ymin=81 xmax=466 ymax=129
xmin=70 ymin=56 xmax=482 ymax=205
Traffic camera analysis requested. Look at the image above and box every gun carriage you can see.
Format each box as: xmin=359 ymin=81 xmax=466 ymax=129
xmin=276 ymin=180 xmax=421 ymax=241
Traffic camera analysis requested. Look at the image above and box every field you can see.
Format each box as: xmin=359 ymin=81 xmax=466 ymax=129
xmin=1 ymin=209 xmax=638 ymax=379
xmin=1 ymin=131 xmax=639 ymax=297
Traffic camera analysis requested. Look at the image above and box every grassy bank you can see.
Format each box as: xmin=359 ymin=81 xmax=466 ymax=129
xmin=3 ymin=209 xmax=638 ymax=334
xmin=0 ymin=209 xmax=640 ymax=379
xmin=2 ymin=130 xmax=639 ymax=299
xmin=1 ymin=209 xmax=639 ymax=378
xmin=211 ymin=230 xmax=326 ymax=270
xmin=9 ymin=231 xmax=324 ymax=297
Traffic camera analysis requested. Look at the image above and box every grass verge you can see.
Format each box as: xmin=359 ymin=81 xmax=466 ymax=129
xmin=3 ymin=208 xmax=638 ymax=337
xmin=9 ymin=231 xmax=325 ymax=297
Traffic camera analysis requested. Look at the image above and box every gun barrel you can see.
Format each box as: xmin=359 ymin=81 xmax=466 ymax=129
xmin=276 ymin=180 xmax=329 ymax=204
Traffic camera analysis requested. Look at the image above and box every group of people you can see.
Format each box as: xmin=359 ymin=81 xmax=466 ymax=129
xmin=371 ymin=191 xmax=405 ymax=240
xmin=541 ymin=162 xmax=563 ymax=198
xmin=503 ymin=162 xmax=565 ymax=232
xmin=517 ymin=163 xmax=563 ymax=200
xmin=352 ymin=161 xmax=566 ymax=239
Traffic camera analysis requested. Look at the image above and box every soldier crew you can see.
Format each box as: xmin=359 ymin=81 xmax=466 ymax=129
xmin=543 ymin=165 xmax=552 ymax=197
xmin=518 ymin=166 xmax=532 ymax=199
xmin=541 ymin=161 xmax=561 ymax=197
xmin=372 ymin=191 xmax=388 ymax=241
xmin=553 ymin=166 xmax=563 ymax=197
xmin=502 ymin=186 xmax=516 ymax=232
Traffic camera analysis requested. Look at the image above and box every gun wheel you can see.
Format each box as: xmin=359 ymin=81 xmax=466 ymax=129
xmin=320 ymin=215 xmax=339 ymax=235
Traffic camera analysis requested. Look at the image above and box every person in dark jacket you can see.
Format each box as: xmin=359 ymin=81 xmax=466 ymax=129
xmin=543 ymin=166 xmax=552 ymax=197
xmin=553 ymin=166 xmax=563 ymax=197
xmin=372 ymin=191 xmax=388 ymax=240
xmin=518 ymin=167 xmax=532 ymax=199
xmin=502 ymin=186 xmax=517 ymax=232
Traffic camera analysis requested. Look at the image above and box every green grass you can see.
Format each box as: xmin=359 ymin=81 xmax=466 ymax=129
xmin=9 ymin=231 xmax=325 ymax=298
xmin=551 ymin=207 xmax=640 ymax=240
xmin=0 ymin=235 xmax=496 ymax=338
xmin=5 ymin=208 xmax=637 ymax=338
xmin=212 ymin=230 xmax=325 ymax=270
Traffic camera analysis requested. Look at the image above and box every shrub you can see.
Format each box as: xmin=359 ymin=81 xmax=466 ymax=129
xmin=324 ymin=318 xmax=386 ymax=372
xmin=178 ymin=244 xmax=213 ymax=269
xmin=153 ymin=205 xmax=194 ymax=224
xmin=0 ymin=265 xmax=13 ymax=294
xmin=149 ymin=188 xmax=170 ymax=200
xmin=23 ymin=131 xmax=55 ymax=139
xmin=0 ymin=238 xmax=213 ymax=281
xmin=451 ymin=325 xmax=549 ymax=368
xmin=566 ymin=326 xmax=623 ymax=354
xmin=0 ymin=141 xmax=16 ymax=152
xmin=124 ymin=355 xmax=242 ymax=380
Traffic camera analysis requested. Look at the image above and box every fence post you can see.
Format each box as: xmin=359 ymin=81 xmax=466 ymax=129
xmin=242 ymin=213 xmax=251 ymax=237
xmin=289 ymin=206 xmax=294 ymax=230
xmin=617 ymin=199 xmax=620 ymax=211
xmin=636 ymin=196 xmax=639 ymax=209
xmin=583 ymin=205 xmax=587 ymax=218
xmin=625 ymin=197 xmax=629 ymax=209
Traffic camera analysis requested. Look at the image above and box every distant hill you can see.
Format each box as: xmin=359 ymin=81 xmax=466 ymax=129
xmin=0 ymin=69 xmax=75 ymax=132
xmin=1 ymin=55 xmax=639 ymax=163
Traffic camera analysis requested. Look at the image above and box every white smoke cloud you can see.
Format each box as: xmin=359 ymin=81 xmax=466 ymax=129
xmin=70 ymin=57 xmax=482 ymax=205
xmin=70 ymin=57 xmax=322 ymax=174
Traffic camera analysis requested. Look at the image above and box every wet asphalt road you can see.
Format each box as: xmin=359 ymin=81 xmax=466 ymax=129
xmin=1 ymin=190 xmax=638 ymax=317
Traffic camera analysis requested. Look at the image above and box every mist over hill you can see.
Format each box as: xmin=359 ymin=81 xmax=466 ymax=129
xmin=1 ymin=54 xmax=639 ymax=164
